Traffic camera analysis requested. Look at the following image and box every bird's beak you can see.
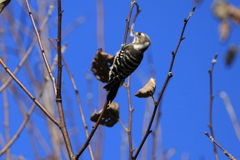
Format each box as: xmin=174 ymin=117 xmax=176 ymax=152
xmin=132 ymin=30 xmax=136 ymax=35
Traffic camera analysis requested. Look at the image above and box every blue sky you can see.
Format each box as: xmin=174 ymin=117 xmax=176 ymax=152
xmin=0 ymin=0 xmax=240 ymax=160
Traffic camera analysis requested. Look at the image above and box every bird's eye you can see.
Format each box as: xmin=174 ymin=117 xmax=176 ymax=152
xmin=138 ymin=32 xmax=141 ymax=36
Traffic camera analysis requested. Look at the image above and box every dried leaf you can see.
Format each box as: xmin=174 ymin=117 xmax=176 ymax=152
xmin=135 ymin=78 xmax=156 ymax=98
xmin=225 ymin=44 xmax=238 ymax=66
xmin=212 ymin=0 xmax=229 ymax=20
xmin=0 ymin=0 xmax=11 ymax=13
xmin=91 ymin=48 xmax=114 ymax=83
xmin=90 ymin=102 xmax=119 ymax=127
xmin=219 ymin=19 xmax=230 ymax=42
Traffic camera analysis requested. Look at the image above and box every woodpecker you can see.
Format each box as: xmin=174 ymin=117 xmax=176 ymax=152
xmin=104 ymin=30 xmax=151 ymax=103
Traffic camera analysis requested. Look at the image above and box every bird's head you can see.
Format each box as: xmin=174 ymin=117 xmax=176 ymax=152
xmin=132 ymin=30 xmax=151 ymax=51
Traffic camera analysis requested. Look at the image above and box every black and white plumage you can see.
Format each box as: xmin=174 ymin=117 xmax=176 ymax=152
xmin=104 ymin=30 xmax=151 ymax=103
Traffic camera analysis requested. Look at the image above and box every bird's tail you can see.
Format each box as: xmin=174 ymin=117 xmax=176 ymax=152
xmin=104 ymin=81 xmax=122 ymax=103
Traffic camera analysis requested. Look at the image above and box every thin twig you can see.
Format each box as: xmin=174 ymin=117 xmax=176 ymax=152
xmin=147 ymin=52 xmax=160 ymax=160
xmin=62 ymin=57 xmax=94 ymax=160
xmin=75 ymin=100 xmax=109 ymax=159
xmin=48 ymin=38 xmax=95 ymax=160
xmin=204 ymin=132 xmax=236 ymax=160
xmin=123 ymin=0 xmax=139 ymax=44
xmin=0 ymin=59 xmax=59 ymax=126
xmin=126 ymin=76 xmax=134 ymax=160
xmin=219 ymin=92 xmax=240 ymax=141
xmin=62 ymin=16 xmax=87 ymax=40
xmin=0 ymin=83 xmax=46 ymax=156
xmin=1 ymin=23 xmax=11 ymax=159
xmin=24 ymin=0 xmax=57 ymax=95
xmin=10 ymin=83 xmax=42 ymax=159
xmin=151 ymin=107 xmax=161 ymax=160
xmin=132 ymin=6 xmax=196 ymax=160
xmin=124 ymin=2 xmax=141 ymax=159
xmin=2 ymin=84 xmax=10 ymax=159
xmin=0 ymin=1 xmax=55 ymax=92
xmin=208 ymin=53 xmax=219 ymax=160
xmin=55 ymin=0 xmax=74 ymax=159
xmin=140 ymin=53 xmax=156 ymax=160
xmin=96 ymin=0 xmax=105 ymax=158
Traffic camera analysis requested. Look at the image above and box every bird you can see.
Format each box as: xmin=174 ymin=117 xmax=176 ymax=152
xmin=104 ymin=30 xmax=151 ymax=103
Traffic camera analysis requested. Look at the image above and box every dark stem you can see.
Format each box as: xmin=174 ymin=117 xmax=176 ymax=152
xmin=151 ymin=107 xmax=161 ymax=160
xmin=55 ymin=0 xmax=74 ymax=159
xmin=125 ymin=3 xmax=141 ymax=159
xmin=208 ymin=54 xmax=219 ymax=160
xmin=24 ymin=0 xmax=57 ymax=95
xmin=123 ymin=0 xmax=139 ymax=44
xmin=132 ymin=6 xmax=196 ymax=160
xmin=75 ymin=100 xmax=109 ymax=159
xmin=204 ymin=132 xmax=236 ymax=160
xmin=126 ymin=76 xmax=134 ymax=160
xmin=0 ymin=59 xmax=59 ymax=126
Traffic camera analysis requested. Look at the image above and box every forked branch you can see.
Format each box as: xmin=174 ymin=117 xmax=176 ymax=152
xmin=0 ymin=59 xmax=59 ymax=126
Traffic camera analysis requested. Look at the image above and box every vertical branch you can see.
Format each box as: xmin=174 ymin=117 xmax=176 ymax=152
xmin=3 ymin=88 xmax=10 ymax=160
xmin=96 ymin=0 xmax=105 ymax=159
xmin=126 ymin=76 xmax=134 ymax=160
xmin=96 ymin=0 xmax=105 ymax=49
xmin=55 ymin=0 xmax=74 ymax=159
xmin=24 ymin=0 xmax=57 ymax=95
xmin=133 ymin=6 xmax=196 ymax=160
xmin=56 ymin=0 xmax=63 ymax=100
xmin=49 ymin=34 xmax=95 ymax=160
xmin=146 ymin=52 xmax=161 ymax=160
xmin=208 ymin=53 xmax=219 ymax=160
xmin=123 ymin=0 xmax=138 ymax=44
xmin=125 ymin=4 xmax=141 ymax=160
xmin=62 ymin=57 xmax=95 ymax=160
xmin=0 ymin=17 xmax=11 ymax=160
xmin=151 ymin=108 xmax=160 ymax=160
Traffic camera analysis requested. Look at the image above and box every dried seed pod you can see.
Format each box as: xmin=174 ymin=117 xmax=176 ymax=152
xmin=225 ymin=44 xmax=238 ymax=66
xmin=212 ymin=0 xmax=229 ymax=20
xmin=90 ymin=102 xmax=119 ymax=127
xmin=135 ymin=78 xmax=156 ymax=98
xmin=219 ymin=19 xmax=230 ymax=42
xmin=91 ymin=48 xmax=114 ymax=83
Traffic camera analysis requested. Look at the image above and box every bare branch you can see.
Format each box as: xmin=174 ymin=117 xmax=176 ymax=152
xmin=124 ymin=2 xmax=141 ymax=159
xmin=208 ymin=53 xmax=219 ymax=160
xmin=123 ymin=0 xmax=139 ymax=44
xmin=0 ymin=82 xmax=46 ymax=156
xmin=24 ymin=0 xmax=57 ymax=95
xmin=219 ymin=92 xmax=240 ymax=141
xmin=63 ymin=57 xmax=95 ymax=160
xmin=55 ymin=0 xmax=74 ymax=159
xmin=133 ymin=6 xmax=196 ymax=160
xmin=48 ymin=37 xmax=95 ymax=160
xmin=204 ymin=132 xmax=236 ymax=160
xmin=0 ymin=59 xmax=59 ymax=126
xmin=0 ymin=1 xmax=55 ymax=92
xmin=75 ymin=100 xmax=109 ymax=159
